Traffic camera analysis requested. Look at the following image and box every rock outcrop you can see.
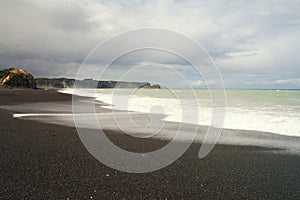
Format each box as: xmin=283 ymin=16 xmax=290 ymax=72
xmin=0 ymin=68 xmax=37 ymax=88
xmin=140 ymin=83 xmax=161 ymax=89
xmin=150 ymin=84 xmax=161 ymax=89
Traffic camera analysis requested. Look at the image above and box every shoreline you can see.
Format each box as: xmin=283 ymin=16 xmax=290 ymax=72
xmin=1 ymin=89 xmax=300 ymax=198
xmin=4 ymin=88 xmax=300 ymax=155
xmin=60 ymin=87 xmax=300 ymax=138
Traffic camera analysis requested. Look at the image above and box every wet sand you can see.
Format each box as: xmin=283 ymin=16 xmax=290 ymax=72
xmin=0 ymin=88 xmax=300 ymax=199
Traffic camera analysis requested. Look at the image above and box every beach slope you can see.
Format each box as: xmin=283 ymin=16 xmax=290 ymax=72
xmin=0 ymin=89 xmax=300 ymax=199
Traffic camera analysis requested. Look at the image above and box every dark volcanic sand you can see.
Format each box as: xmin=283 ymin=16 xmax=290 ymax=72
xmin=0 ymin=89 xmax=300 ymax=199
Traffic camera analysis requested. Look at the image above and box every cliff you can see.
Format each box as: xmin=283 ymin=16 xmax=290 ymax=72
xmin=0 ymin=68 xmax=37 ymax=88
xmin=0 ymin=67 xmax=160 ymax=89
xmin=35 ymin=78 xmax=161 ymax=89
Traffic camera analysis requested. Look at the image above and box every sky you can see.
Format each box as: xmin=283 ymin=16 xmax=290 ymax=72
xmin=0 ymin=0 xmax=300 ymax=89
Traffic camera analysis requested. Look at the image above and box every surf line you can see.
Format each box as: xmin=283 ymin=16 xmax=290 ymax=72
xmin=13 ymin=112 xmax=142 ymax=118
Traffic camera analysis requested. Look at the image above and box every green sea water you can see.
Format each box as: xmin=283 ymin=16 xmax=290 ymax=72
xmin=63 ymin=88 xmax=300 ymax=136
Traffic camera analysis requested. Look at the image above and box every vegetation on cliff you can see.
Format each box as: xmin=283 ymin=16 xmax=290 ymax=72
xmin=0 ymin=68 xmax=37 ymax=88
xmin=0 ymin=67 xmax=160 ymax=89
xmin=35 ymin=78 xmax=161 ymax=89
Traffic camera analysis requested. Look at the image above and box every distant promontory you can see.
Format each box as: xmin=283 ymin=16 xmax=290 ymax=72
xmin=35 ymin=78 xmax=161 ymax=89
xmin=0 ymin=68 xmax=160 ymax=89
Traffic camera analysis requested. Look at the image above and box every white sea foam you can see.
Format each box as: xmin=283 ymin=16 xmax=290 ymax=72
xmin=60 ymin=88 xmax=300 ymax=137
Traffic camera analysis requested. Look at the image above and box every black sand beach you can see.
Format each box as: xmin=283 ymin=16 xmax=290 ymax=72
xmin=1 ymin=89 xmax=300 ymax=199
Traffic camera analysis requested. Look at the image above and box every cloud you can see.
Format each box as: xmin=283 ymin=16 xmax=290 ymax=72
xmin=273 ymin=79 xmax=300 ymax=85
xmin=0 ymin=0 xmax=299 ymax=88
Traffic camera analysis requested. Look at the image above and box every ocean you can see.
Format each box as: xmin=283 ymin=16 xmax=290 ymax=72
xmin=62 ymin=88 xmax=300 ymax=137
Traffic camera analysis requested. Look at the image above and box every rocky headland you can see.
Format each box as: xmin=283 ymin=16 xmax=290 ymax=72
xmin=0 ymin=68 xmax=37 ymax=88
xmin=0 ymin=67 xmax=160 ymax=89
xmin=35 ymin=78 xmax=161 ymax=89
